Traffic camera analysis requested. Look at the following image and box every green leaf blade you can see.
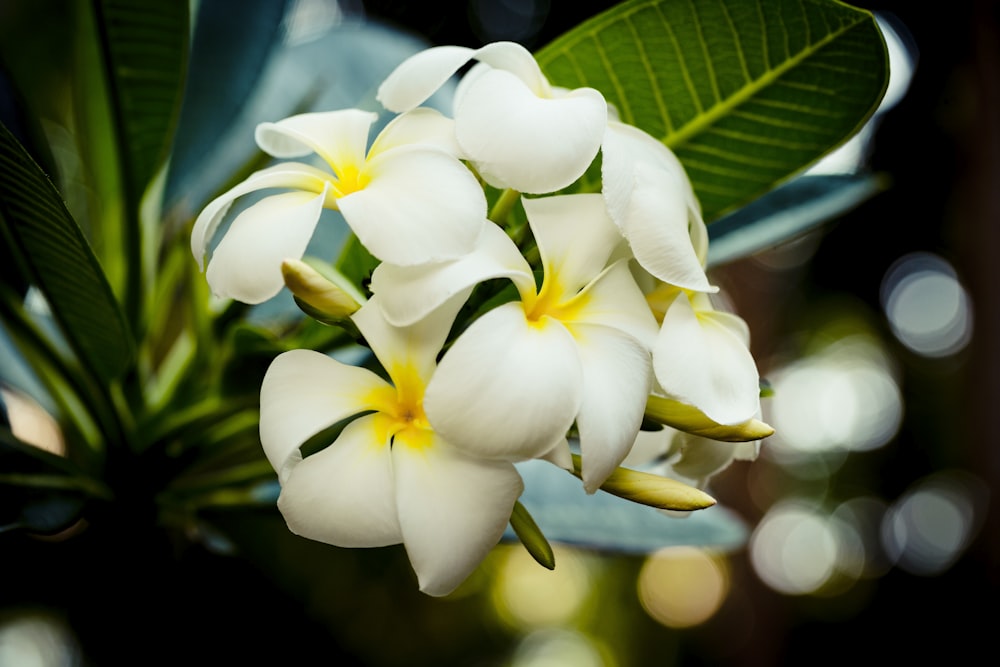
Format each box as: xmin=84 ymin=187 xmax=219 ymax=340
xmin=92 ymin=0 xmax=189 ymax=203
xmin=536 ymin=0 xmax=889 ymax=221
xmin=0 ymin=123 xmax=135 ymax=382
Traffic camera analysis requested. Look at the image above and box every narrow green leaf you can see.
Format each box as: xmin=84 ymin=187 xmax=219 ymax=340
xmin=0 ymin=122 xmax=135 ymax=382
xmin=86 ymin=0 xmax=189 ymax=326
xmin=90 ymin=0 xmax=189 ymax=206
xmin=536 ymin=0 xmax=889 ymax=221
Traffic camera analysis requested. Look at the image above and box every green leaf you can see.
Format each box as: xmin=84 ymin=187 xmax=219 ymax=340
xmin=82 ymin=0 xmax=189 ymax=326
xmin=163 ymin=0 xmax=289 ymax=214
xmin=707 ymin=172 xmax=888 ymax=266
xmin=0 ymin=424 xmax=110 ymax=535
xmin=335 ymin=233 xmax=379 ymax=298
xmin=0 ymin=122 xmax=135 ymax=382
xmin=507 ymin=460 xmax=748 ymax=553
xmin=536 ymin=0 xmax=889 ymax=221
xmin=90 ymin=0 xmax=189 ymax=207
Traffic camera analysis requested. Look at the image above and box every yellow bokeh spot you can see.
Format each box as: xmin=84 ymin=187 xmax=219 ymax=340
xmin=491 ymin=544 xmax=594 ymax=629
xmin=637 ymin=546 xmax=729 ymax=628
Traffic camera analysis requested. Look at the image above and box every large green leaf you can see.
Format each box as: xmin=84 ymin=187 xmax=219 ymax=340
xmin=507 ymin=460 xmax=748 ymax=553
xmin=536 ymin=0 xmax=888 ymax=221
xmin=0 ymin=122 xmax=134 ymax=382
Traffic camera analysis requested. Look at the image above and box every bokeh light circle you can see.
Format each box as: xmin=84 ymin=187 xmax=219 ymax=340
xmin=637 ymin=547 xmax=729 ymax=628
xmin=880 ymin=252 xmax=972 ymax=358
xmin=749 ymin=501 xmax=840 ymax=595
xmin=881 ymin=471 xmax=987 ymax=576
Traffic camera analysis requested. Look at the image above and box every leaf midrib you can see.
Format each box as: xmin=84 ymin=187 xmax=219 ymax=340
xmin=663 ymin=15 xmax=869 ymax=149
xmin=539 ymin=0 xmax=873 ymax=152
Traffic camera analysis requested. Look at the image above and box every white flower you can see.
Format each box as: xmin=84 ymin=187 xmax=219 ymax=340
xmin=647 ymin=284 xmax=762 ymax=428
xmin=259 ymin=295 xmax=523 ymax=597
xmin=377 ymin=41 xmax=607 ymax=194
xmin=191 ymin=108 xmax=486 ymax=304
xmin=371 ymin=194 xmax=659 ymax=492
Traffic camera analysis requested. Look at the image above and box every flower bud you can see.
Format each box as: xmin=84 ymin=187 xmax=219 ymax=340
xmin=509 ymin=501 xmax=555 ymax=570
xmin=281 ymin=258 xmax=363 ymax=326
xmin=571 ymin=455 xmax=716 ymax=511
xmin=645 ymin=394 xmax=774 ymax=442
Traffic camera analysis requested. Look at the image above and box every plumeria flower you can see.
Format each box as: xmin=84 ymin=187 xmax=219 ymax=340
xmin=602 ymin=120 xmax=715 ymax=293
xmin=646 ymin=282 xmax=763 ymax=428
xmin=371 ymin=193 xmax=660 ymax=492
xmin=377 ymin=41 xmax=607 ymax=194
xmin=191 ymin=107 xmax=486 ymax=304
xmin=610 ymin=134 xmax=762 ymax=428
xmin=259 ymin=294 xmax=523 ymax=597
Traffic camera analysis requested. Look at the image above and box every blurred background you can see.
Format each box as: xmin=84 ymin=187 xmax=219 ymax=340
xmin=1 ymin=0 xmax=998 ymax=665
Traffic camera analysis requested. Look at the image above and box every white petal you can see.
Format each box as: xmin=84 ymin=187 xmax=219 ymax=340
xmin=523 ymin=194 xmax=621 ymax=295
xmin=370 ymin=222 xmax=533 ymax=327
xmin=191 ymin=162 xmax=332 ymax=271
xmin=351 ymin=295 xmax=464 ymax=384
xmin=277 ymin=414 xmax=402 ymax=547
xmin=733 ymin=439 xmax=761 ymax=461
xmin=255 ymin=109 xmax=377 ymax=169
xmin=470 ymin=41 xmax=550 ymax=96
xmin=540 ymin=439 xmax=573 ymax=471
xmin=456 ymin=68 xmax=606 ymax=193
xmin=622 ymin=427 xmax=674 ymax=468
xmin=602 ymin=121 xmax=700 ymax=220
xmin=670 ymin=431 xmax=742 ymax=487
xmin=703 ymin=308 xmax=751 ymax=346
xmin=653 ymin=294 xmax=761 ymax=426
xmin=259 ymin=349 xmax=392 ymax=474
xmin=206 ymin=187 xmax=327 ymax=303
xmin=337 ymin=146 xmax=486 ymax=265
xmin=570 ymin=323 xmax=652 ymax=492
xmin=564 ymin=260 xmax=660 ymax=349
xmin=601 ymin=122 xmax=711 ymax=290
xmin=616 ymin=162 xmax=713 ymax=291
xmin=376 ymin=45 xmax=475 ymax=112
xmin=369 ymin=107 xmax=462 ymax=157
xmin=424 ymin=302 xmax=582 ymax=461
xmin=394 ymin=436 xmax=523 ymax=596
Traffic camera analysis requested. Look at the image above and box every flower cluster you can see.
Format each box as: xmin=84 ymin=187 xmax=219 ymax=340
xmin=191 ymin=41 xmax=772 ymax=596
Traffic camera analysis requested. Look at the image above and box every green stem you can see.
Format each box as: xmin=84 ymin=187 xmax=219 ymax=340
xmin=488 ymin=188 xmax=521 ymax=227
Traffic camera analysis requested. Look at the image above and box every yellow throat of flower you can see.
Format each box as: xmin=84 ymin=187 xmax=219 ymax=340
xmin=368 ymin=363 xmax=433 ymax=451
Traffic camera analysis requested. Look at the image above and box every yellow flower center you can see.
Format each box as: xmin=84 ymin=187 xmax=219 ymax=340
xmin=523 ymin=272 xmax=589 ymax=328
xmin=332 ymin=162 xmax=369 ymax=197
xmin=366 ymin=363 xmax=433 ymax=451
